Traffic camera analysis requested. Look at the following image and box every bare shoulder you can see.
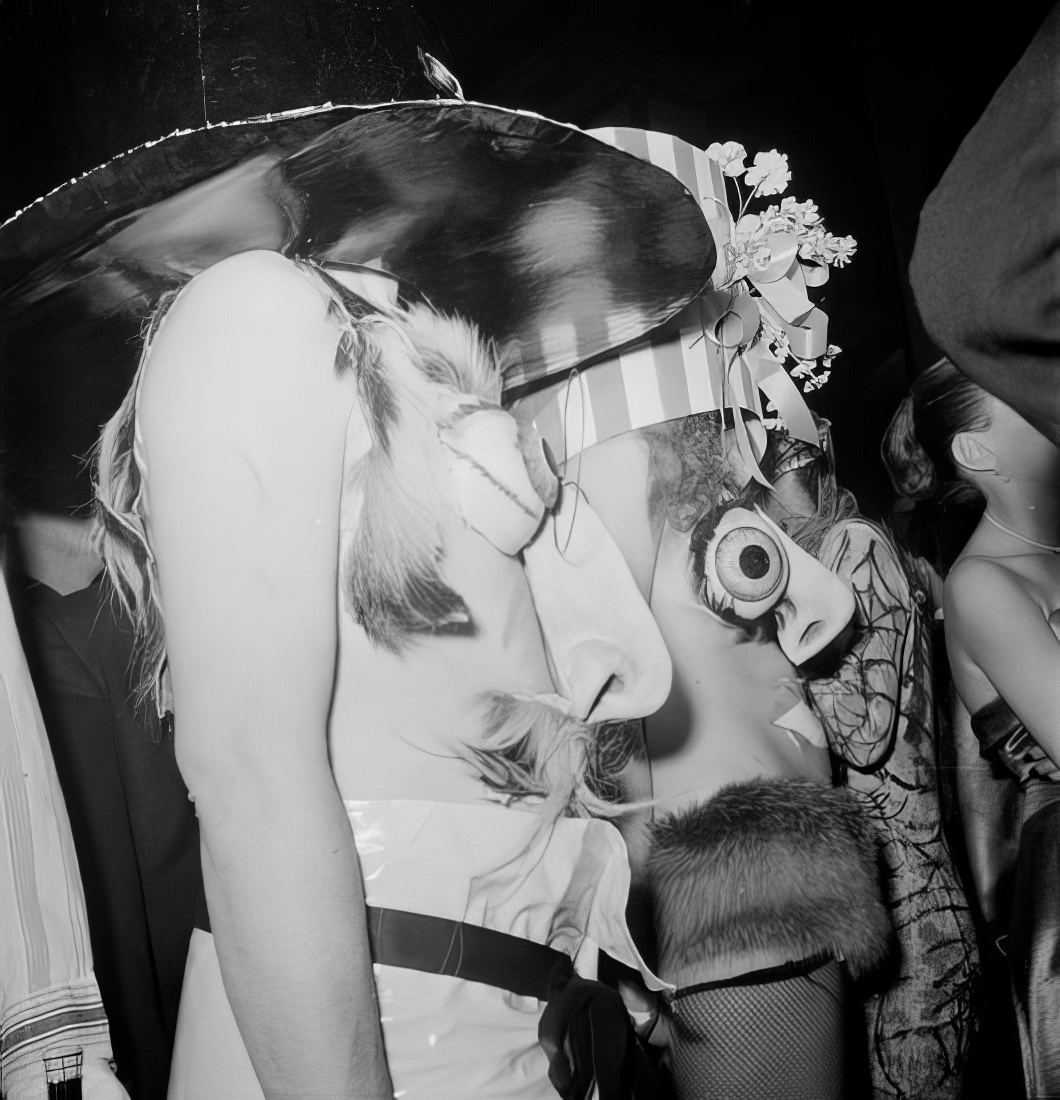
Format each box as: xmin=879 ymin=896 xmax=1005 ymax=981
xmin=173 ymin=250 xmax=330 ymax=322
xmin=944 ymin=555 xmax=1040 ymax=628
xmin=150 ymin=252 xmax=339 ymax=378
xmin=140 ymin=252 xmax=350 ymax=434
xmin=946 ymin=554 xmax=1015 ymax=598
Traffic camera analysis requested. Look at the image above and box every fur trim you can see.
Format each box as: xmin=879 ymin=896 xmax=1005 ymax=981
xmin=649 ymin=778 xmax=892 ymax=979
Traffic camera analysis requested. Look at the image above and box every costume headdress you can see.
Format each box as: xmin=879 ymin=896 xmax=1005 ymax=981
xmin=0 ymin=98 xmax=713 ymax=506
xmin=509 ymin=130 xmax=855 ymax=483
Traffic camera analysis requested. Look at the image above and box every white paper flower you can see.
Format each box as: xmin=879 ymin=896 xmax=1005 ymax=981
xmin=735 ymin=213 xmax=763 ymax=242
xmin=707 ymin=140 xmax=748 ymax=176
xmin=826 ymin=234 xmax=857 ymax=266
xmin=698 ymin=135 xmax=847 ymax=396
xmin=760 ymin=206 xmax=795 ymax=234
xmin=780 ymin=196 xmax=820 ymax=225
xmin=745 ymin=150 xmax=792 ymax=196
xmin=751 ymin=245 xmax=774 ymax=271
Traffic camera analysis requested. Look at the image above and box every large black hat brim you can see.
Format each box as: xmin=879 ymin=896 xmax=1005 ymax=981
xmin=0 ymin=100 xmax=713 ymax=509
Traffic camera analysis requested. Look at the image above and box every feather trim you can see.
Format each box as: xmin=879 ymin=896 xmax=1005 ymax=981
xmin=342 ymin=302 xmax=505 ymax=650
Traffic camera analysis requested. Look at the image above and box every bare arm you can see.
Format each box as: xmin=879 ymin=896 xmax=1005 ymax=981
xmin=138 ymin=252 xmax=391 ymax=1098
xmin=805 ymin=521 xmax=911 ymax=771
xmin=945 ymin=557 xmax=1060 ymax=767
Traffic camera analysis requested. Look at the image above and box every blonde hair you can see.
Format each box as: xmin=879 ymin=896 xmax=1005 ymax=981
xmin=472 ymin=693 xmax=643 ymax=821
xmin=93 ymin=292 xmax=178 ymax=716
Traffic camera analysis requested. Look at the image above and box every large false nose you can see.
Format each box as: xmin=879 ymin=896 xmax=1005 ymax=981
xmin=562 ymin=638 xmax=628 ymax=721
xmin=523 ymin=486 xmax=672 ymax=724
xmin=774 ymin=541 xmax=856 ymax=666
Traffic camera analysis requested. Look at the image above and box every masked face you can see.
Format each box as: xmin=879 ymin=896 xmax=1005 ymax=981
xmin=691 ymin=504 xmax=854 ymax=666
xmin=444 ymin=406 xmax=672 ymax=725
xmin=522 ymin=482 xmax=673 ymax=723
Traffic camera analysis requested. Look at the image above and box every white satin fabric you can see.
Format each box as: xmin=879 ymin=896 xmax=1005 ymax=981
xmin=168 ymin=799 xmax=662 ymax=1099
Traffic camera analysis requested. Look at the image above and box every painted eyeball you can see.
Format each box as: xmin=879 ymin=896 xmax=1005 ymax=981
xmin=713 ymin=526 xmax=786 ymax=604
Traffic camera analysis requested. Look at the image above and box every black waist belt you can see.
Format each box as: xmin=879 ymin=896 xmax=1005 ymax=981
xmin=194 ymin=903 xmax=572 ymax=999
xmin=366 ymin=905 xmax=572 ymax=998
xmin=193 ymin=902 xmax=660 ymax=1100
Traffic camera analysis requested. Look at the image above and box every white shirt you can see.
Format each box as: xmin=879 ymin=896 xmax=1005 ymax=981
xmin=0 ymin=571 xmax=121 ymax=1099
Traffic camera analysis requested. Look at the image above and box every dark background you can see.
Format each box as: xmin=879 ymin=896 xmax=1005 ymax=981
xmin=1 ymin=0 xmax=1054 ymax=516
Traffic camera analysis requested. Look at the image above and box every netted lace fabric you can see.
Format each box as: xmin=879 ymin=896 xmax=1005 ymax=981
xmin=668 ymin=957 xmax=845 ymax=1100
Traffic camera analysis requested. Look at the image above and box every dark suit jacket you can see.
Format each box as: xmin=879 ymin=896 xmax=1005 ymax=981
xmin=10 ymin=571 xmax=201 ymax=1100
xmin=910 ymin=5 xmax=1060 ymax=442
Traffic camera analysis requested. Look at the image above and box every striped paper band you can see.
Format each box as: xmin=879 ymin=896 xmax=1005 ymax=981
xmin=503 ymin=127 xmax=729 ymax=392
xmin=510 ymin=127 xmax=768 ymax=458
xmin=520 ymin=296 xmax=764 ymax=461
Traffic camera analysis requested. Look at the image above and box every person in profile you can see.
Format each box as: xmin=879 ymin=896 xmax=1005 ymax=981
xmin=886 ymin=358 xmax=1060 ymax=1097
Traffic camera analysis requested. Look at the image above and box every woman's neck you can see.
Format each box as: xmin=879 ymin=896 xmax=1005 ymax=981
xmin=978 ymin=478 xmax=1060 ymax=549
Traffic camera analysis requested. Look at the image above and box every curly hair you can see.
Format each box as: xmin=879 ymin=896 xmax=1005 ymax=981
xmin=881 ymin=358 xmax=990 ymax=508
xmin=642 ymin=411 xmax=735 ymax=532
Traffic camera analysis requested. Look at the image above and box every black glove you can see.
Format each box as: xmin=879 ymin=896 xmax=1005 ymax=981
xmin=538 ymin=970 xmax=665 ymax=1100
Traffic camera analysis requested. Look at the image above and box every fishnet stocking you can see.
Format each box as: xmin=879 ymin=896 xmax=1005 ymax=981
xmin=669 ymin=958 xmax=845 ymax=1100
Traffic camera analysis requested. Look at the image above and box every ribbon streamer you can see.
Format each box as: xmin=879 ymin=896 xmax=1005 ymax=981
xmin=746 ymin=345 xmax=819 ymax=444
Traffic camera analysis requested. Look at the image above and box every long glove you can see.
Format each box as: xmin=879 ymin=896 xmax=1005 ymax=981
xmin=538 ymin=971 xmax=670 ymax=1100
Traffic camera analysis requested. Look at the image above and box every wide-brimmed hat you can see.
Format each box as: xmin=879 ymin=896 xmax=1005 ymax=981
xmin=0 ymin=99 xmax=713 ymax=508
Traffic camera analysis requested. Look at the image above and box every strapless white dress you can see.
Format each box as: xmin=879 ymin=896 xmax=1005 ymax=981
xmin=167 ymin=799 xmax=662 ymax=1099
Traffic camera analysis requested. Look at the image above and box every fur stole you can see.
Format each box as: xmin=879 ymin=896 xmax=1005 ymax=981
xmin=650 ymin=778 xmax=892 ymax=979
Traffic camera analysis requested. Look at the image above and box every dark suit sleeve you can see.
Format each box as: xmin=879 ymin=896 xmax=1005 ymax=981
xmin=910 ymin=5 xmax=1060 ymax=442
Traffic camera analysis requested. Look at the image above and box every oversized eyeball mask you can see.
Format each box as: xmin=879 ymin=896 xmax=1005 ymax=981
xmin=706 ymin=520 xmax=790 ymax=619
xmin=691 ymin=504 xmax=855 ymax=666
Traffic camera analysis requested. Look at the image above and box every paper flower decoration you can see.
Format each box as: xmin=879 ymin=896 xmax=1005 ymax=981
xmin=706 ymin=140 xmax=856 ymax=394
xmin=706 ymin=140 xmax=748 ymax=177
xmin=744 ymin=149 xmax=792 ymax=195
